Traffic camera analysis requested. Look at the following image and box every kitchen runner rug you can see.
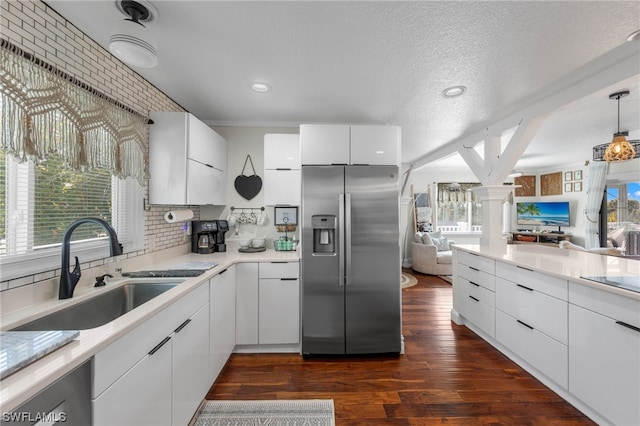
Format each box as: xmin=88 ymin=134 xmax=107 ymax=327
xmin=193 ymin=399 xmax=335 ymax=426
xmin=401 ymin=272 xmax=418 ymax=289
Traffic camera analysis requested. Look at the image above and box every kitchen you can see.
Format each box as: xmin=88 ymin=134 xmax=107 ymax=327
xmin=1 ymin=1 xmax=640 ymax=425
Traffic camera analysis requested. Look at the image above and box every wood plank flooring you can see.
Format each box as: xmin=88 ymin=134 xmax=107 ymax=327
xmin=206 ymin=271 xmax=595 ymax=425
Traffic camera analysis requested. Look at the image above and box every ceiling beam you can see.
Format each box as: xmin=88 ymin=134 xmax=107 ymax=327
xmin=411 ymin=40 xmax=640 ymax=171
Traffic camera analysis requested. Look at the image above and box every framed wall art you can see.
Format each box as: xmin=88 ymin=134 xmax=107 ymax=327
xmin=564 ymin=171 xmax=573 ymax=181
xmin=574 ymin=170 xmax=582 ymax=180
xmin=565 ymin=183 xmax=573 ymax=193
xmin=274 ymin=206 xmax=298 ymax=225
xmin=514 ymin=175 xmax=536 ymax=197
xmin=574 ymin=182 xmax=582 ymax=192
xmin=541 ymin=172 xmax=563 ymax=196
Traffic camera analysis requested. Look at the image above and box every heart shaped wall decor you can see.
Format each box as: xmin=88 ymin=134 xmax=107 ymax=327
xmin=235 ymin=155 xmax=262 ymax=200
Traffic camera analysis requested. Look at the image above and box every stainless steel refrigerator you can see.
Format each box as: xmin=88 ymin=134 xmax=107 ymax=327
xmin=301 ymin=165 xmax=401 ymax=355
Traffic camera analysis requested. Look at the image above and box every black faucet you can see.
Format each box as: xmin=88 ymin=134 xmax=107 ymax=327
xmin=59 ymin=218 xmax=123 ymax=299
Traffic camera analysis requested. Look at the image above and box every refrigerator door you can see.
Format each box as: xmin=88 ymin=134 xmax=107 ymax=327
xmin=301 ymin=166 xmax=346 ymax=355
xmin=345 ymin=166 xmax=401 ymax=354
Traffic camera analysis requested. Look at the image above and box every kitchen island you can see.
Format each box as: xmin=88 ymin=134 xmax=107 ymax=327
xmin=451 ymin=243 xmax=639 ymax=426
xmin=0 ymin=243 xmax=299 ymax=420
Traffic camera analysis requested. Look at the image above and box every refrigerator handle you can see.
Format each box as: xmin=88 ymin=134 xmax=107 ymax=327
xmin=338 ymin=194 xmax=345 ymax=287
xmin=345 ymin=193 xmax=352 ymax=286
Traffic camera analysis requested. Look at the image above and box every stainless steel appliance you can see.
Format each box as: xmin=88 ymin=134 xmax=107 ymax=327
xmin=301 ymin=165 xmax=401 ymax=355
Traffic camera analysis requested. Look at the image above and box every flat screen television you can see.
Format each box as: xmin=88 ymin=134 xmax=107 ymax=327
xmin=516 ymin=201 xmax=570 ymax=231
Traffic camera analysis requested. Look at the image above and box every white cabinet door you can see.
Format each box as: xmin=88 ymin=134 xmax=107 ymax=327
xmin=235 ymin=263 xmax=259 ymax=345
xmin=93 ymin=337 xmax=172 ymax=426
xmin=569 ymin=304 xmax=640 ymax=426
xmin=188 ymin=114 xmax=226 ymax=171
xmin=300 ymin=124 xmax=350 ymax=165
xmin=350 ymin=125 xmax=400 ymax=166
xmin=264 ymin=170 xmax=301 ymax=206
xmin=187 ymin=159 xmax=226 ymax=205
xmin=210 ymin=266 xmax=237 ymax=381
xmin=264 ymin=134 xmax=300 ymax=169
xmin=259 ymin=278 xmax=300 ymax=344
xmin=172 ymin=303 xmax=211 ymax=426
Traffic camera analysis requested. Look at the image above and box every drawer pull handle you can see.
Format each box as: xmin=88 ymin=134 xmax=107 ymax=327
xmin=516 ymin=284 xmax=534 ymax=292
xmin=276 ymin=168 xmax=292 ymax=171
xmin=174 ymin=318 xmax=192 ymax=333
xmin=271 ymin=261 xmax=288 ymax=264
xmin=469 ymin=281 xmax=480 ymax=287
xmin=218 ymin=269 xmax=227 ymax=275
xmin=469 ymin=267 xmax=480 ymax=272
xmin=616 ymin=321 xmax=640 ymax=333
xmin=468 ymin=252 xmax=479 ymax=257
xmin=469 ymin=295 xmax=480 ymax=302
xmin=280 ymin=278 xmax=298 ymax=281
xmin=517 ymin=319 xmax=534 ymax=330
xmin=517 ymin=266 xmax=534 ymax=272
xmin=149 ymin=336 xmax=171 ymax=355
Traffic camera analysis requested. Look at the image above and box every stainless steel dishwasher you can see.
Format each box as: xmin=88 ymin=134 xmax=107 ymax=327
xmin=2 ymin=360 xmax=91 ymax=425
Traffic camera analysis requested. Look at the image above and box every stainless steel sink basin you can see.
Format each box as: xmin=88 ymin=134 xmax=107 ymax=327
xmin=12 ymin=282 xmax=181 ymax=331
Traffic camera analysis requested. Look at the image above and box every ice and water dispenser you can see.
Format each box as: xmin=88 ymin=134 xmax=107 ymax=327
xmin=312 ymin=215 xmax=336 ymax=254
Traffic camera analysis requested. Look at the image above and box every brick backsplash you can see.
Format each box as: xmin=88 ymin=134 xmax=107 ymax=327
xmin=0 ymin=0 xmax=201 ymax=291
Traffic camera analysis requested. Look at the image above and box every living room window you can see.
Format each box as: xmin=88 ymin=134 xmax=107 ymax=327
xmin=436 ymin=182 xmax=482 ymax=233
xmin=0 ymin=150 xmax=144 ymax=280
xmin=604 ymin=182 xmax=640 ymax=255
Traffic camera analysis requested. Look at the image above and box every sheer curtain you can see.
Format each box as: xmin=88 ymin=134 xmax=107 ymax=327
xmin=584 ymin=161 xmax=609 ymax=249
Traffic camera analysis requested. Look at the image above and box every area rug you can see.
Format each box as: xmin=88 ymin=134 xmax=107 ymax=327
xmin=193 ymin=399 xmax=335 ymax=426
xmin=402 ymin=272 xmax=418 ymax=289
xmin=438 ymin=275 xmax=453 ymax=284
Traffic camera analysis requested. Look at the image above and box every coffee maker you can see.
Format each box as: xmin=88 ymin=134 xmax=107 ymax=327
xmin=191 ymin=221 xmax=217 ymax=254
xmin=213 ymin=219 xmax=228 ymax=252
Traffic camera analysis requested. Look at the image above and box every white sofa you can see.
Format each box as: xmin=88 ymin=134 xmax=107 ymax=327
xmin=411 ymin=231 xmax=454 ymax=276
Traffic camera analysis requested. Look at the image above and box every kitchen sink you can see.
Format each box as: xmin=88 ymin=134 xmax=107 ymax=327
xmin=12 ymin=282 xmax=181 ymax=331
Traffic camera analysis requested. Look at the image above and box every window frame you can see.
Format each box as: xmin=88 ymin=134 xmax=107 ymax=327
xmin=0 ymin=155 xmax=145 ymax=282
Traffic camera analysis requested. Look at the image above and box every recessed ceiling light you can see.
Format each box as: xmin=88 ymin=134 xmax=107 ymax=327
xmin=442 ymin=85 xmax=466 ymax=98
xmin=251 ymin=82 xmax=271 ymax=93
xmin=627 ymin=29 xmax=640 ymax=42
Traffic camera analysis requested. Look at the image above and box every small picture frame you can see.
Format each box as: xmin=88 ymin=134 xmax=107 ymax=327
xmin=564 ymin=171 xmax=573 ymax=181
xmin=574 ymin=170 xmax=582 ymax=180
xmin=274 ymin=206 xmax=298 ymax=225
xmin=574 ymin=182 xmax=582 ymax=192
xmin=565 ymin=182 xmax=573 ymax=193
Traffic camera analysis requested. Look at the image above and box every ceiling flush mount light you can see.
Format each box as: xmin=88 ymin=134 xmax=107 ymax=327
xmin=251 ymin=82 xmax=271 ymax=93
xmin=599 ymin=90 xmax=637 ymax=162
xmin=627 ymin=29 xmax=640 ymax=42
xmin=442 ymin=85 xmax=466 ymax=98
xmin=109 ymin=0 xmax=158 ymax=68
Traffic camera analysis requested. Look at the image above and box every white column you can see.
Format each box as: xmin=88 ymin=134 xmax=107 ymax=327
xmin=471 ymin=186 xmax=517 ymax=247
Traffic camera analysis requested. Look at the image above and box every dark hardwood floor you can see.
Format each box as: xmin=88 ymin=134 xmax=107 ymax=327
xmin=206 ymin=270 xmax=595 ymax=425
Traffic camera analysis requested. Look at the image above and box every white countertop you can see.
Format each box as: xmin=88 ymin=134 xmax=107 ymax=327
xmin=453 ymin=243 xmax=640 ymax=300
xmin=0 ymin=245 xmax=298 ymax=412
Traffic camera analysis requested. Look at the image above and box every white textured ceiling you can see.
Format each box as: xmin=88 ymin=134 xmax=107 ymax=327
xmin=45 ymin=1 xmax=640 ymax=172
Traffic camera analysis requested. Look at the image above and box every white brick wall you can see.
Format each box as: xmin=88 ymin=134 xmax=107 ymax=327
xmin=1 ymin=0 xmax=201 ymax=290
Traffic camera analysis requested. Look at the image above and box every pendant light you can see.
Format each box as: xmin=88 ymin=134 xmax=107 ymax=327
xmin=603 ymin=90 xmax=636 ymax=162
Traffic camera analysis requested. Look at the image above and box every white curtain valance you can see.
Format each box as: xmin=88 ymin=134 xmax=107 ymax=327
xmin=0 ymin=39 xmax=148 ymax=185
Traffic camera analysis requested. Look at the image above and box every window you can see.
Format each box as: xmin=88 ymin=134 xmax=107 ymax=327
xmin=436 ymin=182 xmax=482 ymax=233
xmin=0 ymin=151 xmax=144 ymax=280
xmin=604 ymin=182 xmax=640 ymax=255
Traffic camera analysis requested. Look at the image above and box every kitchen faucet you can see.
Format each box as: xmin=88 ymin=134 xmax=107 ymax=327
xmin=59 ymin=217 xmax=123 ymax=299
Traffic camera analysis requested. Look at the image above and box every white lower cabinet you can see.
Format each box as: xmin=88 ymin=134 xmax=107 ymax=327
xmin=210 ymin=266 xmax=237 ymax=381
xmin=173 ymin=303 xmax=211 ymax=426
xmin=569 ymin=287 xmax=640 ymax=426
xmin=92 ymin=283 xmax=210 ymax=426
xmin=235 ymin=262 xmax=300 ymax=350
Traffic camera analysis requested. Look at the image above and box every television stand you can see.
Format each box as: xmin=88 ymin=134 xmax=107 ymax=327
xmin=510 ymin=231 xmax=572 ymax=246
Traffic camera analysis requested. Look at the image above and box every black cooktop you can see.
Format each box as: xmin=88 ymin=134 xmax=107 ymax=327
xmin=122 ymin=269 xmax=206 ymax=278
xmin=580 ymin=276 xmax=640 ymax=294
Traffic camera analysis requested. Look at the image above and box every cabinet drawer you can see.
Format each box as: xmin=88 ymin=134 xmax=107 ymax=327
xmin=496 ymin=261 xmax=567 ymax=300
xmin=457 ymin=277 xmax=495 ymax=307
xmin=496 ymin=277 xmax=567 ymax=344
xmin=458 ymin=250 xmax=495 ymax=275
xmin=569 ymin=281 xmax=640 ymax=329
xmin=454 ymin=288 xmax=495 ymax=338
xmin=259 ymin=262 xmax=299 ymax=279
xmin=458 ymin=264 xmax=495 ymax=291
xmin=496 ymin=310 xmax=568 ymax=389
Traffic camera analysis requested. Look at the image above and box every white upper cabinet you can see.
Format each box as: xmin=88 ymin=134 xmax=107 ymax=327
xmin=264 ymin=134 xmax=301 ymax=206
xmin=300 ymin=124 xmax=350 ymax=165
xmin=350 ymin=125 xmax=401 ymax=166
xmin=300 ymin=124 xmax=400 ymax=166
xmin=149 ymin=112 xmax=227 ymax=205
